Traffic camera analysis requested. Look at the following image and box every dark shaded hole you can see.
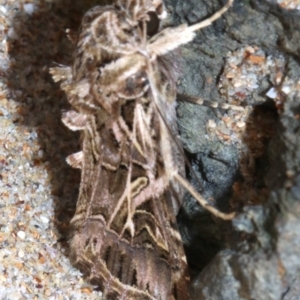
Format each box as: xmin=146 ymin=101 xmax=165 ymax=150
xmin=177 ymin=207 xmax=225 ymax=277
xmin=231 ymin=102 xmax=279 ymax=209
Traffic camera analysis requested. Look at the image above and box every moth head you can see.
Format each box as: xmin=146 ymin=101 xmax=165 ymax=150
xmin=117 ymin=0 xmax=167 ymax=38
xmin=117 ymin=0 xmax=167 ymax=23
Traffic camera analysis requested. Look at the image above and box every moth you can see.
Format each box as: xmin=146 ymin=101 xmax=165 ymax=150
xmin=50 ymin=0 xmax=234 ymax=299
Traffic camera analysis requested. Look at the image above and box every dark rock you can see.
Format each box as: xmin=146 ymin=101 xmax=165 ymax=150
xmin=162 ymin=0 xmax=300 ymax=298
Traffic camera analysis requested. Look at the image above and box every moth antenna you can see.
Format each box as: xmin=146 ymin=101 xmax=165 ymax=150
xmin=149 ymin=93 xmax=196 ymax=179
xmin=155 ymin=99 xmax=236 ymax=220
xmin=153 ymin=95 xmax=235 ymax=220
xmin=177 ymin=94 xmax=246 ymax=111
xmin=148 ymin=0 xmax=234 ymax=57
xmin=173 ymin=173 xmax=235 ymax=220
xmin=147 ymin=62 xmax=234 ymax=219
xmin=188 ymin=0 xmax=234 ymax=32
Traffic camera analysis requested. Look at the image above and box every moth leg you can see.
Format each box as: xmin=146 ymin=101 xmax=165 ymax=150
xmin=66 ymin=151 xmax=83 ymax=169
xmin=61 ymin=110 xmax=88 ymax=131
xmin=50 ymin=66 xmax=72 ymax=83
xmin=173 ymin=172 xmax=235 ymax=221
xmin=86 ymin=116 xmax=101 ymax=161
xmin=177 ymin=94 xmax=246 ymax=112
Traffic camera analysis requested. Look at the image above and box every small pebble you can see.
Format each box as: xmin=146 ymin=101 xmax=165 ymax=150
xmin=24 ymin=3 xmax=35 ymax=15
xmin=7 ymin=27 xmax=18 ymax=40
xmin=40 ymin=215 xmax=49 ymax=224
xmin=237 ymin=121 xmax=246 ymax=128
xmin=17 ymin=230 xmax=26 ymax=240
xmin=0 ymin=5 xmax=7 ymax=14
xmin=282 ymin=85 xmax=291 ymax=94
xmin=18 ymin=250 xmax=24 ymax=258
xmin=207 ymin=119 xmax=216 ymax=128
xmin=266 ymin=87 xmax=278 ymax=99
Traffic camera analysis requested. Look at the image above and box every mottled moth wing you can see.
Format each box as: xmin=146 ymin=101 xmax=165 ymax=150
xmin=51 ymin=1 xmax=189 ymax=299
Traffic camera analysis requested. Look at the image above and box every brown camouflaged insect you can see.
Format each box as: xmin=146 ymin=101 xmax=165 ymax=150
xmin=50 ymin=0 xmax=234 ymax=299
